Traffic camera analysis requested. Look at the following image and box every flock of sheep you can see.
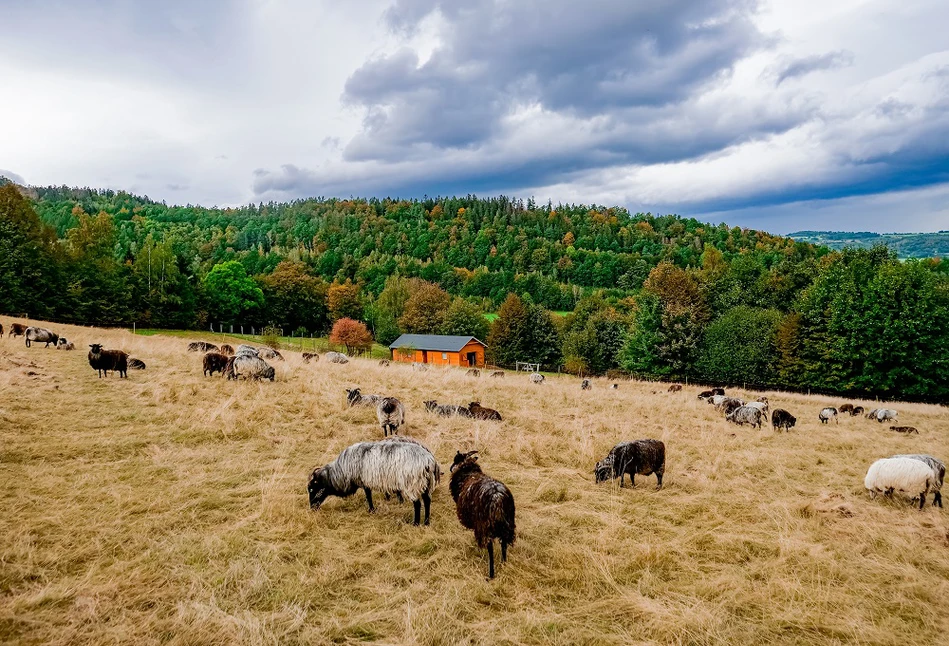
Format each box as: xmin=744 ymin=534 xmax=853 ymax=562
xmin=8 ymin=322 xmax=945 ymax=578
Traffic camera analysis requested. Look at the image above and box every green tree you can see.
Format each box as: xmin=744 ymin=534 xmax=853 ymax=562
xmin=696 ymin=306 xmax=783 ymax=385
xmin=441 ymin=298 xmax=489 ymax=340
xmin=65 ymin=209 xmax=132 ymax=325
xmin=202 ymin=261 xmax=264 ymax=325
xmin=399 ymin=281 xmax=451 ymax=333
xmin=487 ymin=293 xmax=531 ymax=367
xmin=327 ymin=280 xmax=363 ymax=322
xmin=258 ymin=261 xmax=329 ymax=333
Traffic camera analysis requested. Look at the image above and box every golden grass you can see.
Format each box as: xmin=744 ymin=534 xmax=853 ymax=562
xmin=2 ymin=318 xmax=949 ymax=645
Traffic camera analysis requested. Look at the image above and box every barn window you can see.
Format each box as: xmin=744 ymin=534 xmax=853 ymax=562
xmin=442 ymin=353 xmax=448 ymax=359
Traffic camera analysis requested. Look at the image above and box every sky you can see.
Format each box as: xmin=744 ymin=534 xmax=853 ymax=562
xmin=1 ymin=0 xmax=948 ymax=234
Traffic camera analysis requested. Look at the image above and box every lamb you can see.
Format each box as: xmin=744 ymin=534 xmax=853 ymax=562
xmin=324 ymin=351 xmax=349 ymax=364
xmin=490 ymin=371 xmax=504 ymax=378
xmin=25 ymin=326 xmax=59 ymax=348
xmin=302 ymin=352 xmax=319 ymax=364
xmin=594 ymin=439 xmax=665 ymax=489
xmin=889 ymin=426 xmax=919 ymax=434
xmin=668 ymin=384 xmax=682 ymax=392
xmin=56 ymin=338 xmax=75 ymax=350
xmin=378 ymin=359 xmax=390 ymax=367
xmin=226 ymin=354 xmax=275 ymax=381
xmin=9 ymin=323 xmax=27 ymax=338
xmin=449 ymin=451 xmax=516 ymax=579
xmin=819 ymin=407 xmax=838 ymax=424
xmin=864 ymin=457 xmax=936 ymax=510
xmin=726 ymin=406 xmax=763 ymax=429
xmin=839 ymin=403 xmax=854 ymax=414
xmin=466 ymin=368 xmax=481 ymax=377
xmin=377 ymin=397 xmax=405 ymax=437
xmin=87 ymin=343 xmax=128 ymax=378
xmin=771 ymin=409 xmax=796 ymax=432
xmin=891 ymin=454 xmax=944 ymax=508
xmin=721 ymin=398 xmax=745 ymax=416
xmin=851 ymin=406 xmax=865 ymax=416
xmin=346 ymin=388 xmax=384 ymax=408
xmin=307 ymin=437 xmax=440 ymax=525
xmin=187 ymin=341 xmax=218 ymax=352
xmin=202 ymin=352 xmax=230 ymax=376
xmin=876 ymin=409 xmax=898 ymax=423
xmin=529 ymin=373 xmax=544 ymax=384
xmin=424 ymin=400 xmax=472 ymax=417
xmin=127 ymin=358 xmax=146 ymax=370
xmin=468 ymin=402 xmax=502 ymax=421
xmin=219 ymin=344 xmax=235 ymax=356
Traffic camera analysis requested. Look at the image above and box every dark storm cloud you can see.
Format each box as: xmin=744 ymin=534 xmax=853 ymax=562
xmin=773 ymin=50 xmax=854 ymax=85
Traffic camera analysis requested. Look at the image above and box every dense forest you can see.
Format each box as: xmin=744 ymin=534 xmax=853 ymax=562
xmin=2 ymin=178 xmax=948 ymax=400
xmin=791 ymin=230 xmax=949 ymax=259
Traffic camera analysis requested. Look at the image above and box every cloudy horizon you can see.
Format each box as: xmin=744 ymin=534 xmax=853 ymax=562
xmin=2 ymin=0 xmax=948 ymax=234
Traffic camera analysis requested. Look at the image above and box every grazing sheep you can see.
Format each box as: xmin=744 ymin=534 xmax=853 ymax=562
xmin=377 ymin=397 xmax=405 ymax=437
xmin=466 ymin=368 xmax=481 ymax=377
xmin=529 ymin=373 xmax=544 ymax=384
xmin=864 ymin=457 xmax=936 ymax=510
xmin=9 ymin=323 xmax=27 ymax=338
xmin=25 ymin=327 xmax=59 ymax=348
xmin=468 ymin=402 xmax=502 ymax=421
xmin=127 ymin=358 xmax=146 ymax=370
xmin=490 ymin=371 xmax=504 ymax=378
xmin=889 ymin=426 xmax=919 ymax=434
xmin=726 ymin=406 xmax=763 ymax=429
xmin=235 ymin=344 xmax=259 ymax=356
xmin=187 ymin=341 xmax=218 ymax=352
xmin=745 ymin=401 xmax=770 ymax=416
xmin=610 ymin=384 xmax=619 ymax=389
xmin=892 ymin=454 xmax=945 ymax=507
xmin=668 ymin=384 xmax=682 ymax=392
xmin=449 ymin=451 xmax=516 ymax=579
xmin=87 ymin=343 xmax=128 ymax=378
xmin=219 ymin=344 xmax=235 ymax=356
xmin=711 ymin=388 xmax=725 ymax=396
xmin=865 ymin=408 xmax=879 ymax=419
xmin=851 ymin=406 xmax=865 ymax=416
xmin=819 ymin=407 xmax=838 ymax=424
xmin=581 ymin=379 xmax=591 ymax=390
xmin=324 ymin=351 xmax=349 ymax=364
xmin=56 ymin=338 xmax=75 ymax=350
xmin=709 ymin=394 xmax=728 ymax=407
xmin=307 ymin=437 xmax=440 ymax=525
xmin=424 ymin=400 xmax=473 ymax=417
xmin=721 ymin=398 xmax=745 ymax=416
xmin=379 ymin=359 xmax=390 ymax=367
xmin=594 ymin=439 xmax=665 ymax=489
xmin=771 ymin=409 xmax=797 ymax=432
xmin=226 ymin=354 xmax=275 ymax=381
xmin=302 ymin=352 xmax=319 ymax=363
xmin=203 ymin=352 xmax=230 ymax=376
xmin=412 ymin=363 xmax=429 ymax=372
xmin=876 ymin=409 xmax=898 ymax=423
xmin=346 ymin=388 xmax=384 ymax=408
xmin=258 ymin=347 xmax=283 ymax=361
xmin=839 ymin=403 xmax=854 ymax=414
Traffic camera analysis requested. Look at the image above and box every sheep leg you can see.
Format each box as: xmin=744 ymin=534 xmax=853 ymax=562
xmin=363 ymin=488 xmax=375 ymax=513
xmin=501 ymin=540 xmax=508 ymax=562
xmin=412 ymin=499 xmax=421 ymax=526
xmin=422 ymin=491 xmax=431 ymax=526
xmin=655 ymin=473 xmax=663 ymax=490
xmin=919 ymin=493 xmax=926 ymax=510
xmin=619 ymin=473 xmax=624 ymax=488
xmin=487 ymin=540 xmax=495 ymax=579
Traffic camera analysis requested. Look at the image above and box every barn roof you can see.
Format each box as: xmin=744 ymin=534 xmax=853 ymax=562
xmin=388 ymin=334 xmax=486 ymax=352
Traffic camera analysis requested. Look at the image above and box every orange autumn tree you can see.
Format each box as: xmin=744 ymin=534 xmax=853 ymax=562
xmin=330 ymin=317 xmax=374 ymax=355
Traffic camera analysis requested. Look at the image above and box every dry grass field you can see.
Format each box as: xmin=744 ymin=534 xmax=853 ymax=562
xmin=2 ymin=319 xmax=949 ymax=645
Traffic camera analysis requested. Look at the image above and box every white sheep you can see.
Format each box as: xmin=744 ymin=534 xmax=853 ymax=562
xmin=864 ymin=457 xmax=936 ymax=510
xmin=876 ymin=409 xmax=898 ymax=423
xmin=529 ymin=373 xmax=544 ymax=384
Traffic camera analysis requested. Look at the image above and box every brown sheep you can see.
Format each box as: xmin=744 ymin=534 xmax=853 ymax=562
xmin=469 ymin=402 xmax=502 ymax=421
xmin=219 ymin=344 xmax=235 ymax=356
xmin=203 ymin=352 xmax=230 ymax=376
xmin=667 ymin=384 xmax=682 ymax=392
xmin=88 ymin=344 xmax=128 ymax=378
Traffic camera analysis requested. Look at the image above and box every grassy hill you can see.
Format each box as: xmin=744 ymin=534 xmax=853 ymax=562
xmin=789 ymin=230 xmax=949 ymax=258
xmin=2 ymin=318 xmax=949 ymax=644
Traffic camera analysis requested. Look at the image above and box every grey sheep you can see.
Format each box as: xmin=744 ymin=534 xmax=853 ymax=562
xmin=325 ymin=351 xmax=349 ymax=364
xmin=726 ymin=406 xmax=763 ymax=429
xmin=891 ymin=454 xmax=945 ymax=507
xmin=594 ymin=439 xmax=665 ymax=489
xmin=424 ymin=400 xmax=472 ymax=417
xmin=25 ymin=326 xmax=59 ymax=348
xmin=307 ymin=437 xmax=440 ymax=525
xmin=529 ymin=373 xmax=544 ymax=384
xmin=377 ymin=397 xmax=405 ymax=437
xmin=876 ymin=409 xmax=898 ymax=423
xmin=226 ymin=354 xmax=275 ymax=381
xmin=346 ymin=387 xmax=384 ymax=408
xmin=819 ymin=407 xmax=838 ymax=424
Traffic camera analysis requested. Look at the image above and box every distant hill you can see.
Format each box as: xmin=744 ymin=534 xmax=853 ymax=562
xmin=789 ymin=230 xmax=949 ymax=258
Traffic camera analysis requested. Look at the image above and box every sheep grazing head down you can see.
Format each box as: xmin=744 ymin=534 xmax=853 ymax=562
xmin=307 ymin=467 xmax=335 ymax=509
xmin=593 ymin=456 xmax=614 ymax=484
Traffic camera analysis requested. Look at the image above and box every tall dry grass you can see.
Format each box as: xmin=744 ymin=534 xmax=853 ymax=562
xmin=1 ymin=318 xmax=948 ymax=645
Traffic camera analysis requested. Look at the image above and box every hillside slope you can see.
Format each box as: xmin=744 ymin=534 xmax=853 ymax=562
xmin=790 ymin=230 xmax=949 ymax=258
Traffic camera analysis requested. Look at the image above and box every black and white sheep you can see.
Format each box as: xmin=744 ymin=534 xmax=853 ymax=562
xmin=378 ymin=359 xmax=390 ymax=367
xmin=307 ymin=437 xmax=440 ymax=525
xmin=468 ymin=402 xmax=502 ymax=421
xmin=187 ymin=341 xmax=218 ymax=352
xmin=594 ymin=439 xmax=665 ymax=489
xmin=56 ymin=338 xmax=75 ymax=350
xmin=889 ymin=426 xmax=918 ymax=434
xmin=529 ymin=373 xmax=544 ymax=384
xmin=466 ymin=368 xmax=481 ymax=377
xmin=346 ymin=388 xmax=384 ymax=408
xmin=864 ymin=457 xmax=937 ymax=510
xmin=424 ymin=400 xmax=472 ymax=417
xmin=127 ymin=358 xmax=146 ymax=370
xmin=377 ymin=397 xmax=405 ymax=437
xmin=226 ymin=354 xmax=275 ymax=381
xmin=771 ymin=409 xmax=796 ymax=432
xmin=891 ymin=454 xmax=944 ymax=508
xmin=581 ymin=379 xmax=591 ymax=390
xmin=726 ymin=406 xmax=763 ymax=429
xmin=25 ymin=326 xmax=59 ymax=348
xmin=819 ymin=407 xmax=838 ymax=424
xmin=88 ymin=343 xmax=128 ymax=378
xmin=449 ymin=450 xmax=516 ymax=579
xmin=302 ymin=352 xmax=319 ymax=364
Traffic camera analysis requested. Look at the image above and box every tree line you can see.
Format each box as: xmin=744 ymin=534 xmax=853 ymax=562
xmin=2 ymin=180 xmax=947 ymax=400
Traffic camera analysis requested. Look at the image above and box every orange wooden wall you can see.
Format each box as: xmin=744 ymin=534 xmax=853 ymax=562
xmin=391 ymin=342 xmax=485 ymax=367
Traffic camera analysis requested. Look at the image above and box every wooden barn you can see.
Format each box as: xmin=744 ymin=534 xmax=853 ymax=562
xmin=389 ymin=334 xmax=487 ymax=368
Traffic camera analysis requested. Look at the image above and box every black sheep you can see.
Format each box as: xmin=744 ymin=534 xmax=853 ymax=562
xmin=594 ymin=439 xmax=665 ymax=489
xmin=449 ymin=451 xmax=516 ymax=579
xmin=203 ymin=352 xmax=230 ymax=376
xmin=771 ymin=408 xmax=796 ymax=432
xmin=88 ymin=344 xmax=128 ymax=378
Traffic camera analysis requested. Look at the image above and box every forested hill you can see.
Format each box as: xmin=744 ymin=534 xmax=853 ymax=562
xmin=2 ymin=180 xmax=949 ymax=400
xmin=790 ymin=230 xmax=949 ymax=258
